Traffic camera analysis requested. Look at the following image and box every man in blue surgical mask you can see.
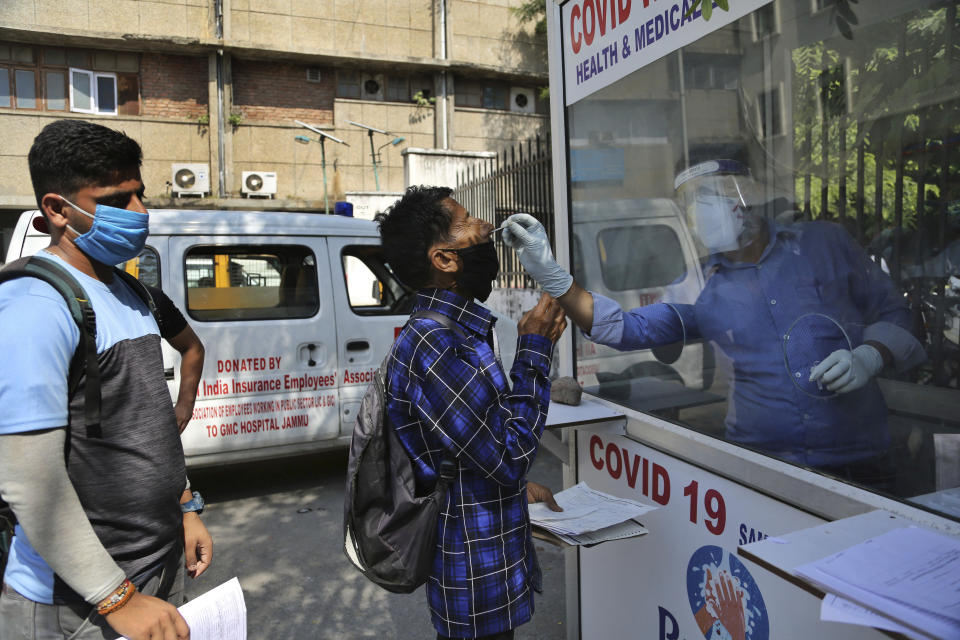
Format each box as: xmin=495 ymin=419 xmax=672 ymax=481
xmin=0 ymin=120 xmax=212 ymax=640
xmin=503 ymin=159 xmax=926 ymax=493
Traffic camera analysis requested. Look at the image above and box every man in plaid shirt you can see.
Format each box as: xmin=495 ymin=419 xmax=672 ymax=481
xmin=375 ymin=186 xmax=566 ymax=640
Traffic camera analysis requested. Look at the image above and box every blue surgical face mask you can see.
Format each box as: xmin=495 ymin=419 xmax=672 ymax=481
xmin=60 ymin=196 xmax=149 ymax=265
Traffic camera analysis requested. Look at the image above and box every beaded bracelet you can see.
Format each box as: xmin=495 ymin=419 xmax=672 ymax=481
xmin=96 ymin=579 xmax=136 ymax=616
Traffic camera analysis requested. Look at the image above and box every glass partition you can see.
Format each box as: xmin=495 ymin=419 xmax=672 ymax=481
xmin=567 ymin=0 xmax=960 ymax=518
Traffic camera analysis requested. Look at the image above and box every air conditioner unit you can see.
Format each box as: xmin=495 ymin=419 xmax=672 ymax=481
xmin=171 ymin=163 xmax=210 ymax=197
xmin=360 ymin=74 xmax=384 ymax=101
xmin=509 ymin=87 xmax=535 ymax=114
xmin=241 ymin=171 xmax=278 ymax=198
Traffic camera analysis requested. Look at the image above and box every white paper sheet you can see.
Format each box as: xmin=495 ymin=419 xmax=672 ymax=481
xmin=820 ymin=594 xmax=930 ymax=640
xmin=119 ymin=577 xmax=246 ymax=640
xmin=550 ymin=519 xmax=649 ymax=546
xmin=795 ymin=527 xmax=960 ymax=639
xmin=529 ymin=482 xmax=657 ymax=538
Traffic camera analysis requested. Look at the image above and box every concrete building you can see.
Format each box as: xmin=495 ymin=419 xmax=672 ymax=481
xmin=0 ymin=0 xmax=549 ymax=253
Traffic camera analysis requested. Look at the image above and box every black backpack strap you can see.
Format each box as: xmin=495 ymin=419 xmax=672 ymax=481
xmin=0 ymin=256 xmax=101 ymax=434
xmin=409 ymin=309 xmax=471 ymax=342
xmin=113 ymin=268 xmax=164 ymax=336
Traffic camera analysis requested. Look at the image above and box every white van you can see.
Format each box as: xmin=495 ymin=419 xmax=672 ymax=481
xmin=571 ymin=198 xmax=710 ymax=390
xmin=6 ymin=209 xmax=516 ymax=467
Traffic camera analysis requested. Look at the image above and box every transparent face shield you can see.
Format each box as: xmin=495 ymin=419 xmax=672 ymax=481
xmin=677 ymin=173 xmax=751 ymax=257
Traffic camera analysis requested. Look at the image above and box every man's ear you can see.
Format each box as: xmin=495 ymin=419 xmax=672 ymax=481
xmin=429 ymin=247 xmax=459 ymax=276
xmin=40 ymin=194 xmax=69 ymax=231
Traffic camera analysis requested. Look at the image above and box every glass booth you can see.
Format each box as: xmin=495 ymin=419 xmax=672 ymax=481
xmin=563 ymin=0 xmax=960 ymax=518
xmin=547 ymin=0 xmax=960 ymax=637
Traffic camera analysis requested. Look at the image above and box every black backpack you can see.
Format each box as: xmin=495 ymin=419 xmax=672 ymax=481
xmin=0 ymin=255 xmax=162 ymax=577
xmin=343 ymin=310 xmax=466 ymax=594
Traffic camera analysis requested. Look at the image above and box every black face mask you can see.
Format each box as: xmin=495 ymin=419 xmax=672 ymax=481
xmin=447 ymin=241 xmax=500 ymax=302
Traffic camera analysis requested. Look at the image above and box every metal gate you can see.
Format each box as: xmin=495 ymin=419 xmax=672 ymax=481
xmin=455 ymin=135 xmax=554 ymax=290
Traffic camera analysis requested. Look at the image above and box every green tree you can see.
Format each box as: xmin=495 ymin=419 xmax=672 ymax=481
xmin=511 ymin=0 xmax=547 ymax=36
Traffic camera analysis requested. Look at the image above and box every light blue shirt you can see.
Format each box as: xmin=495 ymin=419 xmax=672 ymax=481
xmin=0 ymin=252 xmax=160 ymax=603
xmin=586 ymin=221 xmax=925 ymax=467
xmin=0 ymin=252 xmax=159 ymax=435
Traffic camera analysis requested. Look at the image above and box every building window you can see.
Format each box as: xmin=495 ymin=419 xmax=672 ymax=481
xmin=69 ymin=69 xmax=117 ymax=115
xmin=337 ymin=72 xmax=361 ymax=99
xmin=752 ymin=3 xmax=778 ymax=39
xmin=0 ymin=43 xmax=137 ymax=114
xmin=0 ymin=69 xmax=9 ymax=108
xmin=45 ymin=71 xmax=66 ymax=110
xmin=683 ymin=53 xmax=739 ymax=90
xmin=338 ymin=70 xmax=436 ymax=105
xmin=482 ymin=85 xmax=508 ymax=110
xmin=455 ymin=78 xmax=513 ymax=110
xmin=410 ymin=75 xmax=434 ymax=103
xmin=385 ymin=76 xmax=408 ymax=102
xmin=456 ymin=79 xmax=482 ymax=107
xmin=14 ymin=69 xmax=37 ymax=109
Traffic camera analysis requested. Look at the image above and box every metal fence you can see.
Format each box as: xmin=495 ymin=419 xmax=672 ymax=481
xmin=454 ymin=135 xmax=554 ymax=289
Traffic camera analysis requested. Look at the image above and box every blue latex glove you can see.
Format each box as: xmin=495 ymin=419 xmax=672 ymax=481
xmin=809 ymin=344 xmax=884 ymax=394
xmin=501 ymin=213 xmax=573 ymax=298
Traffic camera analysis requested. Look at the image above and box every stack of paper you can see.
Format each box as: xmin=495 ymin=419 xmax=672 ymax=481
xmin=119 ymin=577 xmax=247 ymax=640
xmin=528 ymin=482 xmax=656 ymax=546
xmin=794 ymin=527 xmax=960 ymax=639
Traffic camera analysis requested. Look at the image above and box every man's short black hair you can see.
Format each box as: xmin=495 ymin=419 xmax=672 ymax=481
xmin=375 ymin=185 xmax=454 ymax=289
xmin=28 ymin=119 xmax=143 ymax=208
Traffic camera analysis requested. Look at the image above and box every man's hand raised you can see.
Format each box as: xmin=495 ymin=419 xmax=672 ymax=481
xmin=518 ymin=293 xmax=567 ymax=343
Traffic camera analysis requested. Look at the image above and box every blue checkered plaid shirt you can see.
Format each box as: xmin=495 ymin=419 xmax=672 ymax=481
xmin=384 ymin=289 xmax=554 ymax=638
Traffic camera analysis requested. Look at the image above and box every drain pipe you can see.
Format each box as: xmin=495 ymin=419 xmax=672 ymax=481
xmin=439 ymin=0 xmax=448 ymax=149
xmin=216 ymin=50 xmax=226 ymax=197
xmin=214 ymin=0 xmax=227 ymax=196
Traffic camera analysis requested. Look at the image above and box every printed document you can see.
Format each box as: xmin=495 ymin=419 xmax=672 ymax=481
xmin=529 ymin=482 xmax=656 ymax=545
xmin=795 ymin=527 xmax=960 ymax=639
xmin=820 ymin=594 xmax=930 ymax=640
xmin=119 ymin=577 xmax=246 ymax=640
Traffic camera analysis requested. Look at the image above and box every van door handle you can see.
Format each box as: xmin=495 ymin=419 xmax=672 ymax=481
xmin=164 ymin=367 xmax=175 ymax=380
xmin=307 ymin=343 xmax=316 ymax=367
xmin=346 ymin=340 xmax=369 ymax=352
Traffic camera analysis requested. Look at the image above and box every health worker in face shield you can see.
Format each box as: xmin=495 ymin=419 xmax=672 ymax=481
xmin=502 ymin=160 xmax=925 ymax=491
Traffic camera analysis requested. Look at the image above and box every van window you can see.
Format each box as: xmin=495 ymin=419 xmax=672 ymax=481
xmin=341 ymin=245 xmax=414 ymax=315
xmin=597 ymin=225 xmax=686 ymax=291
xmin=184 ymin=245 xmax=319 ymax=321
xmin=119 ymin=246 xmax=160 ymax=287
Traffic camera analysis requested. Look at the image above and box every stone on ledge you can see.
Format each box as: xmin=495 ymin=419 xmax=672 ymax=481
xmin=551 ymin=376 xmax=582 ymax=406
